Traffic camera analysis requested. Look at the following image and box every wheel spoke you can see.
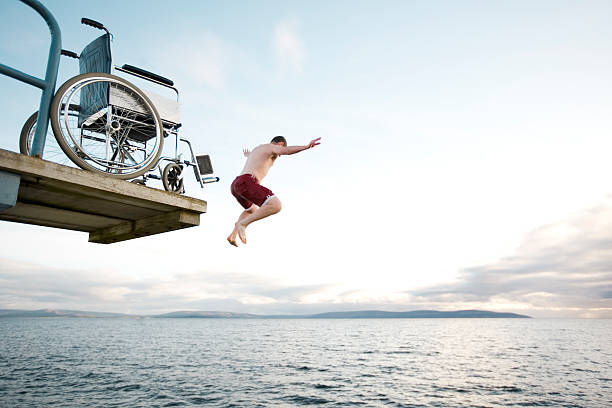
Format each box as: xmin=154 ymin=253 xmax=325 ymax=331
xmin=50 ymin=73 xmax=163 ymax=179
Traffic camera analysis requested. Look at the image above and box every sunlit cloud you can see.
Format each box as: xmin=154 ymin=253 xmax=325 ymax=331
xmin=273 ymin=17 xmax=305 ymax=73
xmin=410 ymin=198 xmax=612 ymax=318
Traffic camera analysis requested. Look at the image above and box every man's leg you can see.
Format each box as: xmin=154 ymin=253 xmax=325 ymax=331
xmin=227 ymin=206 xmax=256 ymax=246
xmin=235 ymin=197 xmax=282 ymax=244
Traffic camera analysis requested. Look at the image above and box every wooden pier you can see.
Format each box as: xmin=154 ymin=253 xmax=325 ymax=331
xmin=0 ymin=149 xmax=207 ymax=244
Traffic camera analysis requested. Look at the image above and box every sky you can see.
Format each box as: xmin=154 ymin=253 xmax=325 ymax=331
xmin=0 ymin=0 xmax=611 ymax=318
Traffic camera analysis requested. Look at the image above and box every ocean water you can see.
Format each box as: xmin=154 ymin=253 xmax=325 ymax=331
xmin=0 ymin=318 xmax=611 ymax=407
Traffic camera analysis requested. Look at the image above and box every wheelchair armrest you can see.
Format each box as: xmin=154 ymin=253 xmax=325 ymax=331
xmin=121 ymin=64 xmax=174 ymax=87
xmin=61 ymin=49 xmax=79 ymax=59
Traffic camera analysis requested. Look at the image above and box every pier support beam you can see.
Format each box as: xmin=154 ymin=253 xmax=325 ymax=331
xmin=0 ymin=170 xmax=20 ymax=211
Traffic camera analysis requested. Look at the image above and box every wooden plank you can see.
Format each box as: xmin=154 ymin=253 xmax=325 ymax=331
xmin=17 ymin=179 xmax=158 ymax=221
xmin=1 ymin=202 xmax=122 ymax=231
xmin=89 ymin=210 xmax=200 ymax=244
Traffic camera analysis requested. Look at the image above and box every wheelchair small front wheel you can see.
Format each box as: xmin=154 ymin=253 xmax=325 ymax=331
xmin=162 ymin=162 xmax=184 ymax=194
xmin=50 ymin=73 xmax=164 ymax=179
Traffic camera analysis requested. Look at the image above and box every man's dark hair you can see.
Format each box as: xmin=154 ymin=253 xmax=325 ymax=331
xmin=271 ymin=135 xmax=287 ymax=146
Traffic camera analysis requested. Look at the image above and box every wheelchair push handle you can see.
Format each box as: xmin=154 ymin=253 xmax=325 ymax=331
xmin=61 ymin=49 xmax=79 ymax=59
xmin=81 ymin=18 xmax=105 ymax=30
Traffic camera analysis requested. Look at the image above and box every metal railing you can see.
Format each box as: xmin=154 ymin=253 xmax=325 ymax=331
xmin=0 ymin=0 xmax=61 ymax=158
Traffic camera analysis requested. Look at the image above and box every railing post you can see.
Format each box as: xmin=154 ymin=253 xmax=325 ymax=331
xmin=0 ymin=0 xmax=61 ymax=158
xmin=22 ymin=0 xmax=62 ymax=158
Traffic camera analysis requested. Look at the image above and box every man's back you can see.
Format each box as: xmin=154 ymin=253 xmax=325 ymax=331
xmin=239 ymin=144 xmax=279 ymax=181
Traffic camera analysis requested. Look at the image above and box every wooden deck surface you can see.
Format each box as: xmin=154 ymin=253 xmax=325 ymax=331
xmin=0 ymin=149 xmax=207 ymax=243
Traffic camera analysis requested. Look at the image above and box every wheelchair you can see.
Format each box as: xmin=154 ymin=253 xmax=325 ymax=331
xmin=20 ymin=18 xmax=219 ymax=194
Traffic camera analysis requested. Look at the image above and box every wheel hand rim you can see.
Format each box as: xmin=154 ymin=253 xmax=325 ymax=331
xmin=61 ymin=77 xmax=161 ymax=172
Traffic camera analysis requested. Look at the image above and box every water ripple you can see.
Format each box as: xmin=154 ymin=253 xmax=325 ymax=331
xmin=1 ymin=318 xmax=611 ymax=407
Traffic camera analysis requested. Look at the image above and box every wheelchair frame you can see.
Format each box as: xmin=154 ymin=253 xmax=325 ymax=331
xmin=19 ymin=17 xmax=219 ymax=194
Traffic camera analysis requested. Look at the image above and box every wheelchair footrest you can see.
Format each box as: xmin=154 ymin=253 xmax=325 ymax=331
xmin=196 ymin=155 xmax=214 ymax=175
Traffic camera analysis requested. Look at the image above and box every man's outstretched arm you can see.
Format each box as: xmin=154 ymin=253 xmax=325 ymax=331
xmin=275 ymin=137 xmax=321 ymax=156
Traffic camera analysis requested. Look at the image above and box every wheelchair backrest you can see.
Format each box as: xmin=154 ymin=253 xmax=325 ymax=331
xmin=78 ymin=34 xmax=111 ymax=126
xmin=80 ymin=33 xmax=111 ymax=74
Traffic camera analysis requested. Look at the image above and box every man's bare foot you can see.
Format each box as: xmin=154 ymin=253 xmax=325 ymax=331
xmin=236 ymin=222 xmax=247 ymax=244
xmin=227 ymin=236 xmax=238 ymax=247
xmin=227 ymin=227 xmax=239 ymax=247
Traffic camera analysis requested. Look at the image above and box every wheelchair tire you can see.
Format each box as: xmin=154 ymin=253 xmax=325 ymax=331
xmin=50 ymin=72 xmax=164 ymax=179
xmin=19 ymin=108 xmax=78 ymax=167
xmin=162 ymin=162 xmax=185 ymax=194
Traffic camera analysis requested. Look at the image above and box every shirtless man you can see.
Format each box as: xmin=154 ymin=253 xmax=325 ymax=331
xmin=227 ymin=135 xmax=321 ymax=246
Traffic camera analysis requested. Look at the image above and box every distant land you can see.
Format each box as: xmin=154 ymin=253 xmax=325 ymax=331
xmin=0 ymin=309 xmax=530 ymax=319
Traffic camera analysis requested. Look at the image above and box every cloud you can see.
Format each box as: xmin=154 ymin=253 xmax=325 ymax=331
xmin=274 ymin=18 xmax=305 ymax=73
xmin=0 ymin=260 xmax=334 ymax=315
xmin=145 ymin=31 xmax=229 ymax=89
xmin=410 ymin=199 xmax=612 ymax=317
xmin=0 ymin=259 xmax=151 ymax=310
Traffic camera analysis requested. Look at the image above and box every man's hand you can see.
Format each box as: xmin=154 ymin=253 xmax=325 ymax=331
xmin=308 ymin=137 xmax=322 ymax=149
xmin=243 ymin=148 xmax=250 ymax=157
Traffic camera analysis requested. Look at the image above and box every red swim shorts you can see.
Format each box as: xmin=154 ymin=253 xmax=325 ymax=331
xmin=230 ymin=174 xmax=275 ymax=209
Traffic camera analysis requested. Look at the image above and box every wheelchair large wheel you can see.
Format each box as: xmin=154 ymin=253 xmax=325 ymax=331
xmin=20 ymin=110 xmax=75 ymax=166
xmin=50 ymin=73 xmax=164 ymax=179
